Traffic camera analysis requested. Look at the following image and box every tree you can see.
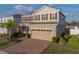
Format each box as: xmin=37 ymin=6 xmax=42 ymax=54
xmin=6 ymin=20 xmax=20 ymax=40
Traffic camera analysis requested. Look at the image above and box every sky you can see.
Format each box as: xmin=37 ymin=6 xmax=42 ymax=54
xmin=0 ymin=4 xmax=79 ymax=22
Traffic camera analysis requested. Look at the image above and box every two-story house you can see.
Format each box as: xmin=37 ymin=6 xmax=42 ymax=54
xmin=0 ymin=14 xmax=22 ymax=34
xmin=21 ymin=6 xmax=66 ymax=41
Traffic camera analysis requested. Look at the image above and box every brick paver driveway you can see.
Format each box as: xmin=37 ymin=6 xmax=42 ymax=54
xmin=3 ymin=38 xmax=50 ymax=54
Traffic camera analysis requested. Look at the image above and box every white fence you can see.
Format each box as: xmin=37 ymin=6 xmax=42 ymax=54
xmin=70 ymin=27 xmax=79 ymax=35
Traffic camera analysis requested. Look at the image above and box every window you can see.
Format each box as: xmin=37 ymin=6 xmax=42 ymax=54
xmin=21 ymin=17 xmax=25 ymax=22
xmin=35 ymin=15 xmax=40 ymax=20
xmin=31 ymin=29 xmax=33 ymax=31
xmin=25 ymin=17 xmax=29 ymax=21
xmin=41 ymin=29 xmax=43 ymax=31
xmin=33 ymin=29 xmax=36 ymax=31
xmin=23 ymin=17 xmax=25 ymax=21
xmin=23 ymin=16 xmax=33 ymax=22
xmin=43 ymin=29 xmax=46 ymax=31
xmin=38 ymin=29 xmax=40 ymax=31
xmin=42 ymin=14 xmax=48 ymax=20
xmin=50 ymin=13 xmax=57 ymax=20
xmin=47 ymin=30 xmax=52 ymax=32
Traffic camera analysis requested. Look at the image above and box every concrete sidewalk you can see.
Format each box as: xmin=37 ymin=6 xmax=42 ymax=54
xmin=0 ymin=50 xmax=7 ymax=54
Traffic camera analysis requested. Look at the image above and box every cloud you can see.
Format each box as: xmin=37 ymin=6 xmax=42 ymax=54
xmin=63 ymin=12 xmax=69 ymax=16
xmin=15 ymin=5 xmax=32 ymax=12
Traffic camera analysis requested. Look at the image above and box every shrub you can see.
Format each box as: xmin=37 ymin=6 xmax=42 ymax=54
xmin=52 ymin=37 xmax=60 ymax=43
xmin=27 ymin=33 xmax=31 ymax=38
xmin=63 ymin=35 xmax=68 ymax=42
xmin=61 ymin=32 xmax=71 ymax=43
xmin=61 ymin=32 xmax=65 ymax=38
xmin=11 ymin=32 xmax=26 ymax=40
xmin=62 ymin=34 xmax=72 ymax=43
xmin=18 ymin=32 xmax=26 ymax=37
xmin=61 ymin=32 xmax=69 ymax=38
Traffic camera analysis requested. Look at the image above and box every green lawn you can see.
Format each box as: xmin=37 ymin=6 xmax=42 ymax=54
xmin=0 ymin=35 xmax=16 ymax=49
xmin=42 ymin=35 xmax=79 ymax=54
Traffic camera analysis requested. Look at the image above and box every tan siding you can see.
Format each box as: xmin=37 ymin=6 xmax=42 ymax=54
xmin=32 ymin=7 xmax=59 ymax=22
xmin=32 ymin=7 xmax=57 ymax=15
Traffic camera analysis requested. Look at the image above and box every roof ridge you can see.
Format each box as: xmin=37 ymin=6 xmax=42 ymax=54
xmin=32 ymin=6 xmax=60 ymax=14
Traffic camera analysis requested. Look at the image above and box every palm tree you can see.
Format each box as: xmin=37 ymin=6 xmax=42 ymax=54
xmin=6 ymin=20 xmax=20 ymax=40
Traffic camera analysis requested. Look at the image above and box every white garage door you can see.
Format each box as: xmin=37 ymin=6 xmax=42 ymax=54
xmin=31 ymin=29 xmax=52 ymax=41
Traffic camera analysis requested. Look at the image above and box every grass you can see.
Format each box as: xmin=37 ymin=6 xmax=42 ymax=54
xmin=0 ymin=35 xmax=16 ymax=49
xmin=42 ymin=35 xmax=79 ymax=54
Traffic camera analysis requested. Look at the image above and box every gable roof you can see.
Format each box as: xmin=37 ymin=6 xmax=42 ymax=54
xmin=32 ymin=6 xmax=60 ymax=14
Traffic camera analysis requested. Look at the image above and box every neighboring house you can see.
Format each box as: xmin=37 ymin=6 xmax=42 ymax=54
xmin=21 ymin=6 xmax=66 ymax=41
xmin=66 ymin=26 xmax=79 ymax=35
xmin=0 ymin=16 xmax=13 ymax=23
xmin=0 ymin=14 xmax=22 ymax=23
xmin=0 ymin=14 xmax=22 ymax=34
xmin=0 ymin=27 xmax=7 ymax=35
